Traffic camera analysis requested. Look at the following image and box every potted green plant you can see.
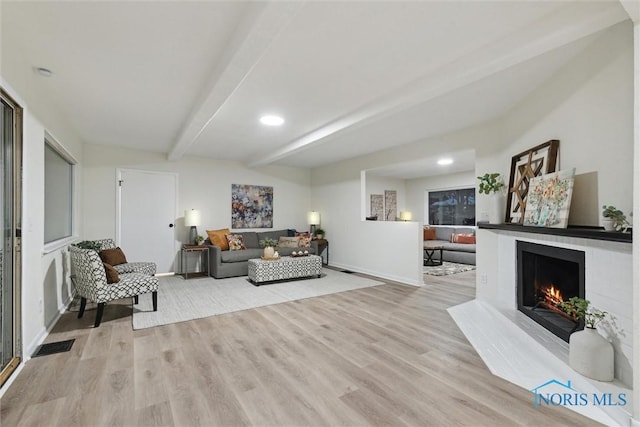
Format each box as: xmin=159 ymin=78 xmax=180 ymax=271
xmin=559 ymin=297 xmax=608 ymax=329
xmin=194 ymin=235 xmax=205 ymax=245
xmin=314 ymin=228 xmax=325 ymax=240
xmin=477 ymin=173 xmax=506 ymax=224
xmin=558 ymin=297 xmax=613 ymax=381
xmin=259 ymin=238 xmax=279 ymax=259
xmin=73 ymin=240 xmax=102 ymax=252
xmin=477 ymin=173 xmax=505 ymax=194
xmin=602 ymin=205 xmax=629 ymax=232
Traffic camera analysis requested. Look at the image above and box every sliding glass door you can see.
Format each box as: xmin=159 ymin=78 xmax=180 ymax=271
xmin=0 ymin=89 xmax=22 ymax=386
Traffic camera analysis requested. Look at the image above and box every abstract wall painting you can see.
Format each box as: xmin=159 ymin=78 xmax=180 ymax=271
xmin=231 ymin=184 xmax=273 ymax=228
xmin=370 ymin=194 xmax=384 ymax=220
xmin=384 ymin=190 xmax=397 ymax=221
xmin=523 ymin=168 xmax=575 ymax=229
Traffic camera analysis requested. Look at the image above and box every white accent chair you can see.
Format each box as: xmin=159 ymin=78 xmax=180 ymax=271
xmin=69 ymin=246 xmax=158 ymax=327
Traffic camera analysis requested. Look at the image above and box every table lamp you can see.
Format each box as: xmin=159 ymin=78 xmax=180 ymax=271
xmin=307 ymin=211 xmax=320 ymax=234
xmin=184 ymin=209 xmax=201 ymax=245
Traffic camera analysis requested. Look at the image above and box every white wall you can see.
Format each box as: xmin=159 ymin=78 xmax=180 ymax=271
xmin=363 ymin=174 xmax=406 ymax=220
xmin=476 ymin=21 xmax=634 ymax=226
xmin=2 ymin=50 xmax=84 ymax=367
xmin=82 ymin=144 xmax=313 ymax=248
xmin=312 ymin=168 xmax=422 ymax=285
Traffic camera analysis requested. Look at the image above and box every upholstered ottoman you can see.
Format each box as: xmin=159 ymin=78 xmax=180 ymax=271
xmin=248 ymin=255 xmax=322 ymax=285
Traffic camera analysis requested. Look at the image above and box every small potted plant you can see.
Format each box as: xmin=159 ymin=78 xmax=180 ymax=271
xmin=73 ymin=240 xmax=102 ymax=252
xmin=194 ymin=235 xmax=205 ymax=245
xmin=602 ymin=205 xmax=629 ymax=232
xmin=477 ymin=173 xmax=505 ymax=194
xmin=259 ymin=238 xmax=279 ymax=259
xmin=314 ymin=228 xmax=325 ymax=240
xmin=558 ymin=297 xmax=607 ymax=329
xmin=477 ymin=173 xmax=506 ymax=224
xmin=558 ymin=297 xmax=613 ymax=381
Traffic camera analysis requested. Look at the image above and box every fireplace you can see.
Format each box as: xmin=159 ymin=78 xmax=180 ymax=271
xmin=517 ymin=241 xmax=585 ymax=342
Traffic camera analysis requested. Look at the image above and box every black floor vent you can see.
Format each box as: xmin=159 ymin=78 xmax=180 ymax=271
xmin=341 ymin=270 xmax=356 ymax=274
xmin=32 ymin=339 xmax=75 ymax=357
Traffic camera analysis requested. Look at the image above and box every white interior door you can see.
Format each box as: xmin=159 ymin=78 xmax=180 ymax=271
xmin=117 ymin=169 xmax=178 ymax=274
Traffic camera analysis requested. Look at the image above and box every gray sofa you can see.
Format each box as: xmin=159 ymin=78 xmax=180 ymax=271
xmin=208 ymin=229 xmax=317 ymax=279
xmin=424 ymin=226 xmax=476 ymax=265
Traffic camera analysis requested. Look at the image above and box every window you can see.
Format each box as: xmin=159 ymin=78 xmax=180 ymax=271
xmin=428 ymin=188 xmax=475 ymax=225
xmin=44 ymin=137 xmax=75 ymax=244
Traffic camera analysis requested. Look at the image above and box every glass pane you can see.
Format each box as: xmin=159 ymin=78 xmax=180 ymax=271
xmin=428 ymin=188 xmax=476 ymax=225
xmin=44 ymin=143 xmax=72 ymax=243
xmin=1 ymin=98 xmax=14 ymax=370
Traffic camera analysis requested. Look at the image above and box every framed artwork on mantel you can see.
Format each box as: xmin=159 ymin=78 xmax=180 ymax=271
xmin=505 ymin=140 xmax=559 ymax=224
xmin=523 ymin=168 xmax=575 ymax=228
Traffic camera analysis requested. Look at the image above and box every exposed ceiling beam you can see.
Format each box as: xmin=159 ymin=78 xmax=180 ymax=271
xmin=168 ymin=1 xmax=302 ymax=161
xmin=619 ymin=0 xmax=640 ymax=22
xmin=249 ymin=2 xmax=629 ymax=167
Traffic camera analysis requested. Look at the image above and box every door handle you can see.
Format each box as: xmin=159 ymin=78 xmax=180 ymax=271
xmin=169 ymin=223 xmax=174 ymax=228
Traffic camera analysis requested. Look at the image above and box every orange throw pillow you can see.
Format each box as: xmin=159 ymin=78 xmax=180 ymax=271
xmin=206 ymin=228 xmax=230 ymax=251
xmin=99 ymin=247 xmax=127 ymax=266
xmin=423 ymin=227 xmax=436 ymax=241
xmin=451 ymin=233 xmax=476 ymax=244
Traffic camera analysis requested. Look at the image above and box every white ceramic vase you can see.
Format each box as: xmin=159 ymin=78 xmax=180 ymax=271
xmin=263 ymin=246 xmax=275 ymax=259
xmin=489 ymin=192 xmax=506 ymax=224
xmin=602 ymin=218 xmax=615 ymax=231
xmin=569 ymin=327 xmax=614 ymax=381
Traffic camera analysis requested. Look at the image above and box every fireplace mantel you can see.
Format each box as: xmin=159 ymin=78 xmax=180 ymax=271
xmin=478 ymin=222 xmax=632 ymax=243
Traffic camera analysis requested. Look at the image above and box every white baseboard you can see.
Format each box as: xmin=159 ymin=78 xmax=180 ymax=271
xmin=328 ymin=262 xmax=422 ymax=287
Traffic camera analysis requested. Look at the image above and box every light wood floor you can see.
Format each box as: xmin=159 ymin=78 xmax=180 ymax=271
xmin=1 ymin=270 xmax=600 ymax=426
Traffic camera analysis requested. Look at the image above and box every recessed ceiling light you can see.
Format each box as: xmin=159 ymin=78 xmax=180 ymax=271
xmin=260 ymin=115 xmax=284 ymax=126
xmin=437 ymin=158 xmax=453 ymax=166
xmin=34 ymin=67 xmax=53 ymax=77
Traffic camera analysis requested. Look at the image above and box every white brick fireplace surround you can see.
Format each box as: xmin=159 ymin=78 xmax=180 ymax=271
xmin=451 ymin=226 xmax=633 ymax=425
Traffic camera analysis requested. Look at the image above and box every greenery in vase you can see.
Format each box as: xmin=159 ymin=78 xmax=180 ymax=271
xmin=477 ymin=173 xmax=505 ymax=194
xmin=602 ymin=205 xmax=630 ymax=232
xmin=314 ymin=228 xmax=325 ymax=237
xmin=558 ymin=296 xmax=608 ymax=329
xmin=194 ymin=235 xmax=205 ymax=245
xmin=259 ymin=238 xmax=279 ymax=248
xmin=73 ymin=240 xmax=102 ymax=251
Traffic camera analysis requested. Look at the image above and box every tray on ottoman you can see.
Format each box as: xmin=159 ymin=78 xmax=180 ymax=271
xmin=248 ymin=255 xmax=322 ymax=285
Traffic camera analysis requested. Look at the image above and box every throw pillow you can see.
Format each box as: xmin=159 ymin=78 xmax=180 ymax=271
xmin=206 ymin=228 xmax=230 ymax=251
xmin=457 ymin=234 xmax=476 ymax=244
xmin=103 ymin=262 xmax=120 ymax=283
xmin=99 ymin=247 xmax=127 ymax=266
xmin=295 ymin=232 xmax=311 ymax=247
xmin=451 ymin=233 xmax=476 ymax=244
xmin=279 ymin=236 xmax=300 ymax=248
xmin=423 ymin=227 xmax=436 ymax=241
xmin=226 ymin=234 xmax=246 ymax=251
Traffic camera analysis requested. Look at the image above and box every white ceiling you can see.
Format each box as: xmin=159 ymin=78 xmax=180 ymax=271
xmin=1 ymin=1 xmax=631 ymax=175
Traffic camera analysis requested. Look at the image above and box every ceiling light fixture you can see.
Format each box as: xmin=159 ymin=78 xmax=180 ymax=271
xmin=260 ymin=115 xmax=284 ymax=126
xmin=34 ymin=67 xmax=53 ymax=77
xmin=437 ymin=158 xmax=453 ymax=166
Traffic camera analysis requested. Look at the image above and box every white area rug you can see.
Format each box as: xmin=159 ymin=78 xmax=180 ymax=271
xmin=423 ymin=261 xmax=476 ymax=276
xmin=132 ymin=269 xmax=384 ymax=329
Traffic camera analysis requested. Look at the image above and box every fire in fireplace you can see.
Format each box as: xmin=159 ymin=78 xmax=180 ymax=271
xmin=517 ymin=241 xmax=585 ymax=342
